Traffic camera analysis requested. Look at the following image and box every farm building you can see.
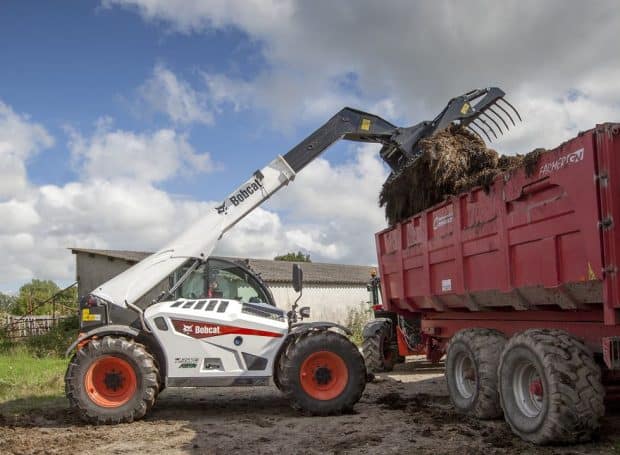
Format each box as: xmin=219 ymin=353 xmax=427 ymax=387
xmin=70 ymin=248 xmax=376 ymax=324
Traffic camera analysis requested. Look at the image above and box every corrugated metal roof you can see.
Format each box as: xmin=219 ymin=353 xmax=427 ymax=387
xmin=70 ymin=248 xmax=375 ymax=285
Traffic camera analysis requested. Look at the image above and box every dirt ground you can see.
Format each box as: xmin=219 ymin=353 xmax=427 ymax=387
xmin=1 ymin=358 xmax=619 ymax=455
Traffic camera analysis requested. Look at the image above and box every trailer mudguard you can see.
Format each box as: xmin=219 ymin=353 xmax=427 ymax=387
xmin=65 ymin=325 xmax=140 ymax=357
xmin=362 ymin=318 xmax=392 ymax=338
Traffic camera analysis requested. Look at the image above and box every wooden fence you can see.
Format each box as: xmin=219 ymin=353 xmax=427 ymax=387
xmin=1 ymin=315 xmax=72 ymax=340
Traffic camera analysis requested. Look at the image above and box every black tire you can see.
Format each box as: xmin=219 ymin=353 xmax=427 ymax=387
xmin=445 ymin=328 xmax=506 ymax=419
xmin=65 ymin=336 xmax=160 ymax=424
xmin=278 ymin=331 xmax=366 ymax=415
xmin=362 ymin=321 xmax=397 ymax=372
xmin=498 ymin=329 xmax=605 ymax=444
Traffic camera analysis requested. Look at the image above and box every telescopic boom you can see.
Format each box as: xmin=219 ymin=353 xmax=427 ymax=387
xmin=91 ymin=88 xmax=520 ymax=308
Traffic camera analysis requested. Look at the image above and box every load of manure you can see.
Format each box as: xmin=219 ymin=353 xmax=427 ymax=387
xmin=379 ymin=124 xmax=543 ymax=226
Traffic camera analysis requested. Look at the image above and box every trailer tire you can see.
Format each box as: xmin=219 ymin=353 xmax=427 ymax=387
xmin=445 ymin=328 xmax=506 ymax=419
xmin=278 ymin=330 xmax=366 ymax=415
xmin=498 ymin=329 xmax=605 ymax=444
xmin=65 ymin=336 xmax=159 ymax=424
xmin=362 ymin=321 xmax=397 ymax=372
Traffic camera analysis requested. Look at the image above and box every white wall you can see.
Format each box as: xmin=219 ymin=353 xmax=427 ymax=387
xmin=268 ymin=283 xmax=370 ymax=325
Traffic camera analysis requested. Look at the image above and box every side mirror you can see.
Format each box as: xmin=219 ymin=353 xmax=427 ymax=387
xmin=299 ymin=306 xmax=311 ymax=319
xmin=292 ymin=264 xmax=303 ymax=293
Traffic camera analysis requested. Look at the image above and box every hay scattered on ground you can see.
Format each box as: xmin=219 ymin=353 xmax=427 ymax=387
xmin=379 ymin=124 xmax=543 ymax=226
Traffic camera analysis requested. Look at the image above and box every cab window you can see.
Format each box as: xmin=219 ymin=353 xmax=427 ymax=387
xmin=173 ymin=259 xmax=271 ymax=305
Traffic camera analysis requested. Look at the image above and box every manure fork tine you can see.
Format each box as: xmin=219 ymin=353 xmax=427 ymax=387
xmin=476 ymin=116 xmax=498 ymax=140
xmin=466 ymin=126 xmax=485 ymax=142
xmin=470 ymin=121 xmax=492 ymax=142
xmin=488 ymin=106 xmax=510 ymax=131
xmin=498 ymin=97 xmax=522 ymax=122
xmin=481 ymin=111 xmax=503 ymax=135
xmin=493 ymin=102 xmax=517 ymax=126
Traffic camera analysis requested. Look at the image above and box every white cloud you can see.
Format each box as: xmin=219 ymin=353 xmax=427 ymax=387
xmin=203 ymin=70 xmax=399 ymax=130
xmin=0 ymin=200 xmax=40 ymax=234
xmin=139 ymin=63 xmax=214 ymax=125
xmin=6 ymin=0 xmax=620 ymax=290
xmin=284 ymin=229 xmax=340 ymax=260
xmin=0 ymin=178 xmax=214 ymax=290
xmin=214 ymin=207 xmax=286 ymax=259
xmin=0 ymin=100 xmax=222 ymax=290
xmin=0 ymin=101 xmax=54 ymax=199
xmin=105 ymin=0 xmax=620 ymax=154
xmin=0 ymin=98 xmax=385 ymax=291
xmin=0 ymin=98 xmax=394 ymax=292
xmin=68 ymin=121 xmax=215 ymax=183
xmin=101 ymin=0 xmax=294 ymax=35
xmin=215 ymin=143 xmax=389 ymax=265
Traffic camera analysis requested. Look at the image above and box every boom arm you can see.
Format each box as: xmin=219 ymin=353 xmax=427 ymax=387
xmin=91 ymin=88 xmax=520 ymax=308
xmin=92 ymin=107 xmax=400 ymax=307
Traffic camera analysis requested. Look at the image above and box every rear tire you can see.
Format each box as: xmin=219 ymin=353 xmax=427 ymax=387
xmin=362 ymin=321 xmax=397 ymax=372
xmin=279 ymin=331 xmax=366 ymax=415
xmin=65 ymin=336 xmax=159 ymax=424
xmin=445 ymin=328 xmax=506 ymax=419
xmin=498 ymin=329 xmax=605 ymax=444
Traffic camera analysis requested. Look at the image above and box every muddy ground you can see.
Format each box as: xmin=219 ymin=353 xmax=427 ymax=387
xmin=1 ymin=358 xmax=619 ymax=455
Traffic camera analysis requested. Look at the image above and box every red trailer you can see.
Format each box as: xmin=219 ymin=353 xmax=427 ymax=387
xmin=363 ymin=123 xmax=620 ymax=444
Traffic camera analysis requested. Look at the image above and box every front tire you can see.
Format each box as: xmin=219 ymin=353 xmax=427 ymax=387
xmin=498 ymin=329 xmax=605 ymax=444
xmin=65 ymin=336 xmax=159 ymax=424
xmin=279 ymin=331 xmax=366 ymax=415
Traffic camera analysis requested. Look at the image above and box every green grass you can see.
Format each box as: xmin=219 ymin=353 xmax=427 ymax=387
xmin=0 ymin=349 xmax=69 ymax=413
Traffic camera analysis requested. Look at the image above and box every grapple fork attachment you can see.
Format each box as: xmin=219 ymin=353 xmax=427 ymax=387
xmin=278 ymin=87 xmax=521 ymax=176
xmin=435 ymin=87 xmax=522 ymax=143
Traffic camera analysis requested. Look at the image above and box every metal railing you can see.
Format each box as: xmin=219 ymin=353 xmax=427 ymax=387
xmin=0 ymin=281 xmax=77 ymax=340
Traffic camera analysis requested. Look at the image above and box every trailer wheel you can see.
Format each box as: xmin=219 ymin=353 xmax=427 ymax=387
xmin=278 ymin=331 xmax=366 ymax=415
xmin=498 ymin=329 xmax=605 ymax=444
xmin=445 ymin=328 xmax=506 ymax=419
xmin=65 ymin=336 xmax=159 ymax=424
xmin=362 ymin=321 xmax=397 ymax=372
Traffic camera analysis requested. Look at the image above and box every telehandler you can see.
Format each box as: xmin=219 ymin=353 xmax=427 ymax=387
xmin=65 ymin=88 xmax=518 ymax=423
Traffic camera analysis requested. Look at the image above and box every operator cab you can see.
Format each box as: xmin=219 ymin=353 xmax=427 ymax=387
xmin=172 ymin=257 xmax=276 ymax=307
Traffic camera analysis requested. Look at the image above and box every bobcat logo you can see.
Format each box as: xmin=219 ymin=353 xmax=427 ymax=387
xmin=215 ymin=202 xmax=227 ymax=214
xmin=182 ymin=324 xmax=193 ymax=334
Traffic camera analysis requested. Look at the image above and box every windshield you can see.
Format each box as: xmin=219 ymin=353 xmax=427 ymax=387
xmin=173 ymin=259 xmax=272 ymax=305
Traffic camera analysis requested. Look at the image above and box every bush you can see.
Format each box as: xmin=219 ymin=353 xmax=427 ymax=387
xmin=24 ymin=315 xmax=79 ymax=358
xmin=0 ymin=325 xmax=14 ymax=353
xmin=345 ymin=303 xmax=373 ymax=346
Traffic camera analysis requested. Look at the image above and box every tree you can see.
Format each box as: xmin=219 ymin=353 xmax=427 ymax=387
xmin=0 ymin=292 xmax=17 ymax=314
xmin=13 ymin=279 xmax=77 ymax=316
xmin=274 ymin=251 xmax=312 ymax=262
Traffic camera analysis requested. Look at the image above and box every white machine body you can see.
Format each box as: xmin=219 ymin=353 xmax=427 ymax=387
xmin=145 ymin=298 xmax=289 ymax=386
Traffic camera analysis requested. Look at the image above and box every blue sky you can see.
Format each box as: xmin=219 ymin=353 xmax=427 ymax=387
xmin=1 ymin=0 xmax=294 ymax=200
xmin=0 ymin=0 xmax=618 ymax=291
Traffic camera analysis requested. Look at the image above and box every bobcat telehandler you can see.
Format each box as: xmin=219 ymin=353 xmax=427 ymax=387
xmin=65 ymin=87 xmax=519 ymax=423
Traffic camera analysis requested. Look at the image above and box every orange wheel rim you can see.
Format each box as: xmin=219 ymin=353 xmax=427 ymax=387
xmin=299 ymin=351 xmax=348 ymax=400
xmin=84 ymin=356 xmax=137 ymax=407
